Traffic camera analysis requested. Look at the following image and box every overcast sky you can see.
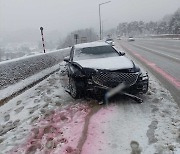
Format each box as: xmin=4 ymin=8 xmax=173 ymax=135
xmin=1 ymin=0 xmax=180 ymax=42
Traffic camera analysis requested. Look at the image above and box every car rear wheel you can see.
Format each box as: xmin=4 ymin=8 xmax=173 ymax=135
xmin=69 ymin=77 xmax=84 ymax=98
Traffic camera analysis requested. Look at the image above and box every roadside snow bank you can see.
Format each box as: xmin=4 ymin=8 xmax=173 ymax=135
xmin=0 ymin=64 xmax=58 ymax=100
xmin=0 ymin=48 xmax=70 ymax=91
xmin=0 ymin=48 xmax=70 ymax=100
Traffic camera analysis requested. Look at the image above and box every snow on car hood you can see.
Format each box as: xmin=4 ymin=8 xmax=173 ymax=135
xmin=74 ymin=56 xmax=134 ymax=70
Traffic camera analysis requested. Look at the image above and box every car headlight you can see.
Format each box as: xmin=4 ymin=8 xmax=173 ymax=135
xmin=139 ymin=72 xmax=148 ymax=80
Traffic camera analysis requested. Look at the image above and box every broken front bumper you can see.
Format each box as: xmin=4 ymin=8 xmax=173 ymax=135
xmin=86 ymin=72 xmax=149 ymax=94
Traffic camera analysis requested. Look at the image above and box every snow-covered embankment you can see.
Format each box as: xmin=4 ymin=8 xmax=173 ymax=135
xmin=0 ymin=48 xmax=70 ymax=101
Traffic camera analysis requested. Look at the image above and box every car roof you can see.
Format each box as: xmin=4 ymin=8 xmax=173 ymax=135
xmin=74 ymin=41 xmax=109 ymax=49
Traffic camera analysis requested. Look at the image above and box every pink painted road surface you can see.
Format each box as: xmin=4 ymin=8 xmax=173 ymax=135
xmin=9 ymin=104 xmax=90 ymax=154
xmin=81 ymin=105 xmax=117 ymax=154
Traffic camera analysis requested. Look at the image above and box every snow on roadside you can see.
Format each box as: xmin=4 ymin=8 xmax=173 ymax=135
xmin=9 ymin=104 xmax=90 ymax=154
xmin=0 ymin=48 xmax=70 ymax=91
xmin=0 ymin=64 xmax=59 ymax=100
xmin=148 ymin=75 xmax=180 ymax=154
xmin=0 ymin=47 xmax=70 ymax=100
xmin=0 ymin=68 xmax=91 ymax=154
xmin=82 ymin=103 xmax=152 ymax=154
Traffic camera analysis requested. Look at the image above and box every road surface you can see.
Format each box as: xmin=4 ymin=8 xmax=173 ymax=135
xmin=117 ymin=38 xmax=180 ymax=105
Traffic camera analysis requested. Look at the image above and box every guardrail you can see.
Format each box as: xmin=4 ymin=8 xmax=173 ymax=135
xmin=145 ymin=34 xmax=180 ymax=39
xmin=0 ymin=48 xmax=70 ymax=91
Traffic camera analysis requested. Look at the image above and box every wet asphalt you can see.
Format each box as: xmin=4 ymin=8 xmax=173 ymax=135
xmin=117 ymin=38 xmax=180 ymax=105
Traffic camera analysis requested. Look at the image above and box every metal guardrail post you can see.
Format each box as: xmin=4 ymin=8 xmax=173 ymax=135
xmin=40 ymin=27 xmax=46 ymax=53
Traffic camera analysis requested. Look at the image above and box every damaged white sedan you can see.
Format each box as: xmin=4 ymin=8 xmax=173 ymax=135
xmin=64 ymin=41 xmax=148 ymax=102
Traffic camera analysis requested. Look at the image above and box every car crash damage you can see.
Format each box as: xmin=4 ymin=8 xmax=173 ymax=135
xmin=64 ymin=41 xmax=149 ymax=103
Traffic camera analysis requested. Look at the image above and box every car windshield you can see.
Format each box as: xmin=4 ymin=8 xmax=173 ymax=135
xmin=73 ymin=45 xmax=119 ymax=61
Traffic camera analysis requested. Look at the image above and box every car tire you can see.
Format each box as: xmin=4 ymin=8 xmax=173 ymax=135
xmin=69 ymin=77 xmax=84 ymax=99
xmin=143 ymin=82 xmax=149 ymax=94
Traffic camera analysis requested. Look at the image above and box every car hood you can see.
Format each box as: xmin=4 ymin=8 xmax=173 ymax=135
xmin=74 ymin=56 xmax=134 ymax=70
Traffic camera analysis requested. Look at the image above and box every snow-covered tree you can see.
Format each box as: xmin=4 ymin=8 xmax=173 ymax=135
xmin=169 ymin=8 xmax=180 ymax=34
xmin=116 ymin=8 xmax=180 ymax=36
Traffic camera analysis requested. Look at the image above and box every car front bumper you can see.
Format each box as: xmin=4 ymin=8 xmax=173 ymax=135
xmin=86 ymin=72 xmax=149 ymax=94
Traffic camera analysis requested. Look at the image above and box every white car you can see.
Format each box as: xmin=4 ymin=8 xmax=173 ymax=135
xmin=128 ymin=37 xmax=135 ymax=41
xmin=105 ymin=38 xmax=115 ymax=46
xmin=117 ymin=37 xmax=121 ymax=40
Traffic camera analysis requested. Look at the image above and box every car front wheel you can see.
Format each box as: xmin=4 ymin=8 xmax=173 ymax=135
xmin=69 ymin=77 xmax=84 ymax=99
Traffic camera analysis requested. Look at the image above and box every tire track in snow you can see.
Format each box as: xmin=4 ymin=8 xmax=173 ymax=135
xmin=77 ymin=103 xmax=102 ymax=153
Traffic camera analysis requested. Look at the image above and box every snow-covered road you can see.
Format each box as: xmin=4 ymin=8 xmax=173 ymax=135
xmin=0 ymin=62 xmax=180 ymax=154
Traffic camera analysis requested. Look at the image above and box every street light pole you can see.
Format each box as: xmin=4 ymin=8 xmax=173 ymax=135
xmin=99 ymin=1 xmax=111 ymax=40
xmin=99 ymin=4 xmax=101 ymax=40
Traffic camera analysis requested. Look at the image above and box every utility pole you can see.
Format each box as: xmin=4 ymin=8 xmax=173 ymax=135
xmin=40 ymin=27 xmax=46 ymax=53
xmin=74 ymin=34 xmax=79 ymax=44
xmin=99 ymin=4 xmax=101 ymax=40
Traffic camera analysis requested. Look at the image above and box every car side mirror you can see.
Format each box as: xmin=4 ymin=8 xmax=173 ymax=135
xmin=64 ymin=56 xmax=70 ymax=62
xmin=121 ymin=52 xmax=125 ymax=56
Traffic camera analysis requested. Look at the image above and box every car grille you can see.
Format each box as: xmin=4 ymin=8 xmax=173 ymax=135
xmin=92 ymin=72 xmax=139 ymax=88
